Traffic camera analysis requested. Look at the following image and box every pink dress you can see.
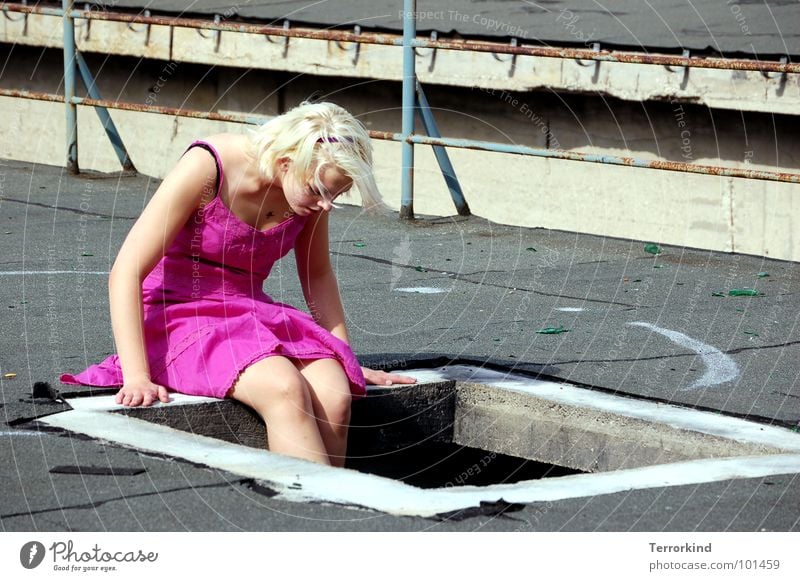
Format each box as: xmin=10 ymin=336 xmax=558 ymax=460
xmin=60 ymin=140 xmax=366 ymax=400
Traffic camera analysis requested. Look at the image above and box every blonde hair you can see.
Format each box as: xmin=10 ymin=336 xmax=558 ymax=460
xmin=249 ymin=101 xmax=386 ymax=212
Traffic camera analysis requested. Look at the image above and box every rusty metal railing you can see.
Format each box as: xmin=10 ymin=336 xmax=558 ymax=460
xmin=4 ymin=1 xmax=798 ymax=74
xmin=0 ymin=0 xmax=798 ymax=220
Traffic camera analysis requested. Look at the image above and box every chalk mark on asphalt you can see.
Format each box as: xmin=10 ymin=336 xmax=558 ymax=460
xmin=547 ymin=339 xmax=800 ymax=366
xmin=628 ymin=322 xmax=740 ymax=390
xmin=393 ymin=287 xmax=450 ymax=294
xmin=0 ymin=430 xmax=49 ymax=437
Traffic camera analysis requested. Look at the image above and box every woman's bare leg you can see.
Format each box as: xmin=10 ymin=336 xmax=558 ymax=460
xmin=228 ymin=355 xmax=330 ymax=465
xmin=293 ymin=358 xmax=352 ymax=468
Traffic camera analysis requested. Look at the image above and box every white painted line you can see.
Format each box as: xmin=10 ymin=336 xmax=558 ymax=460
xmin=41 ymin=365 xmax=800 ymax=517
xmin=392 ymin=287 xmax=449 ymax=294
xmin=484 ymin=454 xmax=800 ymax=505
xmin=557 ymin=307 xmax=585 ymax=312
xmin=67 ymin=393 xmax=219 ymax=413
xmin=0 ymin=271 xmax=109 ymax=276
xmin=628 ymin=321 xmax=740 ymax=390
xmin=398 ymin=366 xmax=800 ymax=452
xmin=36 ymin=408 xmax=800 ymax=518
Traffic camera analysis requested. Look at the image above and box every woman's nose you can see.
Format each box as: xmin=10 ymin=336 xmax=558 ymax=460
xmin=317 ymin=199 xmax=333 ymax=212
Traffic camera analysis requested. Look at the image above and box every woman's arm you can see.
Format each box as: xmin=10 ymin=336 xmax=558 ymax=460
xmin=294 ymin=212 xmax=416 ymax=386
xmin=109 ymin=146 xmax=218 ymax=405
xmin=294 ymin=211 xmax=349 ymax=342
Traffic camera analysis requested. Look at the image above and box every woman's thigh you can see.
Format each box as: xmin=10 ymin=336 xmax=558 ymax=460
xmin=292 ymin=358 xmax=352 ymax=421
xmin=227 ymin=355 xmax=313 ymax=414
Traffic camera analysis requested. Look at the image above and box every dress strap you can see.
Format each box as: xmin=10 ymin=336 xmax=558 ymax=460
xmin=184 ymin=140 xmax=225 ymax=198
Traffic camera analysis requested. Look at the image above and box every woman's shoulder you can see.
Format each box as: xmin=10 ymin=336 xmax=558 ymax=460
xmin=193 ymin=133 xmax=252 ymax=170
xmin=198 ymin=132 xmax=248 ymax=148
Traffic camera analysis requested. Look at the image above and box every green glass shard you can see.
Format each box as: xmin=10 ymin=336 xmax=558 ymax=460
xmin=728 ymin=289 xmax=761 ymax=296
xmin=536 ymin=326 xmax=570 ymax=334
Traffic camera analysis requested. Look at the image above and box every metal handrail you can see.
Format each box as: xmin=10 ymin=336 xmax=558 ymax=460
xmin=2 ymin=1 xmax=797 ymax=73
xmin=0 ymin=0 xmax=797 ymax=221
xmin=4 ymin=86 xmax=796 ymax=187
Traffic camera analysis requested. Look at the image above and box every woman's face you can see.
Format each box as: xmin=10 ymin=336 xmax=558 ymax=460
xmin=280 ymin=162 xmax=353 ymax=217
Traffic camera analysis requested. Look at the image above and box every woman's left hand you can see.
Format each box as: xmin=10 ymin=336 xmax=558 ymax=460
xmin=361 ymin=366 xmax=418 ymax=386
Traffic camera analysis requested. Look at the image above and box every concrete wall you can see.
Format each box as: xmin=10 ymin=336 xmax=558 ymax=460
xmin=1 ymin=45 xmax=798 ymax=261
xmin=3 ymin=11 xmax=798 ymax=116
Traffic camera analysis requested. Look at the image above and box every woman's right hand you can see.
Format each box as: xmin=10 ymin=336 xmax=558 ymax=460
xmin=115 ymin=377 xmax=172 ymax=407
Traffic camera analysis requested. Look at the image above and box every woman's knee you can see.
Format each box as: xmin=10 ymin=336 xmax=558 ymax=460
xmin=294 ymin=358 xmax=353 ymax=425
xmin=230 ymin=356 xmax=312 ymax=413
xmin=324 ymin=389 xmax=352 ymax=427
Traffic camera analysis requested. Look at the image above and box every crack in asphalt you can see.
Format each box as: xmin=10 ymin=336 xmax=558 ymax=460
xmin=0 ymin=196 xmax=137 ymax=221
xmin=777 ymin=391 xmax=800 ymax=400
xmin=0 ymin=480 xmax=255 ymax=520
xmin=333 ymin=251 xmax=637 ymax=307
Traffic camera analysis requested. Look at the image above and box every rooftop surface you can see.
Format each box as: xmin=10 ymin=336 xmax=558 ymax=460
xmin=1 ymin=157 xmax=799 ymax=531
xmin=72 ymin=0 xmax=800 ymax=57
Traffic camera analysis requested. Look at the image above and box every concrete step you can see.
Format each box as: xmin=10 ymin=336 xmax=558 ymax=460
xmin=109 ymin=369 xmax=793 ymax=475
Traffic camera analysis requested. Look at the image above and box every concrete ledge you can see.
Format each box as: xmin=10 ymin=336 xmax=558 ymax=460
xmin=453 ymin=382 xmax=786 ymax=473
xmin=2 ymin=13 xmax=797 ymax=114
xmin=112 ymin=399 xmax=265 ymax=449
xmin=113 ymin=380 xmax=457 ymax=457
xmin=110 ymin=370 xmax=791 ymax=475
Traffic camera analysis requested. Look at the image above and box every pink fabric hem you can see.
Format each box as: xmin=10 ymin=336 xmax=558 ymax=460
xmin=59 ymin=349 xmax=366 ymax=401
xmin=59 ymin=373 xmax=119 ymax=388
xmin=220 ymin=349 xmax=367 ymax=401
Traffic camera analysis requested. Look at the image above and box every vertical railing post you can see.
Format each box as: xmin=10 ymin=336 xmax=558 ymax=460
xmin=400 ymin=0 xmax=416 ymax=219
xmin=62 ymin=0 xmax=79 ymax=174
xmin=75 ymin=53 xmax=137 ymax=172
xmin=415 ymin=81 xmax=471 ymax=216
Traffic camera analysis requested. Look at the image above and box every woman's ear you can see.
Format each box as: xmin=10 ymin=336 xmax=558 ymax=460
xmin=278 ymin=157 xmax=292 ymax=173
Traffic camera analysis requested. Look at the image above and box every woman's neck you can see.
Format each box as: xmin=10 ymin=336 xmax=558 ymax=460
xmin=242 ymin=138 xmax=281 ymax=192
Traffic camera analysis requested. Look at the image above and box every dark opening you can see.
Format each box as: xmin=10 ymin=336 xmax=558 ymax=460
xmin=112 ymin=374 xmax=592 ymax=488
xmin=115 ymin=395 xmax=586 ymax=488
xmin=345 ymin=441 xmax=583 ymax=489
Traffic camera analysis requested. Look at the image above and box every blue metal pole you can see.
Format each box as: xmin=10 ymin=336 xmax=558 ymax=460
xmin=400 ymin=0 xmax=416 ymax=219
xmin=394 ymin=133 xmax=800 ymax=184
xmin=62 ymin=0 xmax=78 ymax=174
xmin=75 ymin=52 xmax=137 ymax=172
xmin=415 ymin=81 xmax=471 ymax=216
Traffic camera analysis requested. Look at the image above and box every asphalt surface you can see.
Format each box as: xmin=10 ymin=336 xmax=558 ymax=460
xmin=1 ymin=157 xmax=799 ymax=531
xmin=71 ymin=0 xmax=800 ymax=57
